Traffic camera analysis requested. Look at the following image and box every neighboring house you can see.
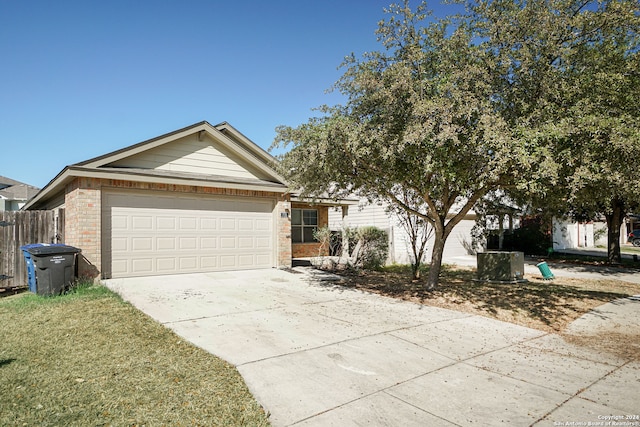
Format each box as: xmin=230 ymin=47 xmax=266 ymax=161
xmin=552 ymin=218 xmax=627 ymax=250
xmin=0 ymin=176 xmax=39 ymax=211
xmin=24 ymin=121 xmax=345 ymax=279
xmin=626 ymin=214 xmax=640 ymax=240
xmin=328 ymin=200 xmax=479 ymax=264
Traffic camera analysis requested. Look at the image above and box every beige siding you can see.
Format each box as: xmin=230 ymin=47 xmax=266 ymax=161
xmin=107 ymin=133 xmax=271 ymax=180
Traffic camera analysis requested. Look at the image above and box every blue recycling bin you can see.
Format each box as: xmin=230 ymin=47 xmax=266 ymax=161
xmin=20 ymin=244 xmax=45 ymax=293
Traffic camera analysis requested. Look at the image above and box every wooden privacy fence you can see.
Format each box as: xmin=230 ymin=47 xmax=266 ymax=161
xmin=0 ymin=209 xmax=65 ymax=288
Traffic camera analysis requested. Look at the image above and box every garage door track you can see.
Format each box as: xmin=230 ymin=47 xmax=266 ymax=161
xmin=104 ymin=269 xmax=640 ymax=426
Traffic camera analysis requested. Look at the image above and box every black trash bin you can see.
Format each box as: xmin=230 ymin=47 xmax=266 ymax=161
xmin=25 ymin=245 xmax=82 ymax=296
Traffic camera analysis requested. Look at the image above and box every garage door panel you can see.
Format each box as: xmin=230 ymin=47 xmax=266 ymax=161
xmin=112 ymin=237 xmax=128 ymax=251
xmin=179 ymin=257 xmax=198 ymax=269
xmin=238 ymin=219 xmax=254 ymax=231
xmin=132 ymin=258 xmax=153 ymax=273
xmin=201 ymin=218 xmax=217 ymax=230
xmin=132 ymin=216 xmax=153 ymax=230
xmin=238 ymin=237 xmax=254 ymax=249
xmin=112 ymin=215 xmax=128 ymax=230
xmin=157 ymin=217 xmax=176 ymax=230
xmin=104 ymin=191 xmax=274 ymax=278
xmin=238 ymin=254 xmax=255 ymax=266
xmin=200 ymin=237 xmax=217 ymax=249
xmin=220 ymin=218 xmax=235 ymax=230
xmin=256 ymin=254 xmax=271 ymax=265
xmin=256 ymin=237 xmax=271 ymax=249
xmin=220 ymin=255 xmax=237 ymax=268
xmin=157 ymin=237 xmax=176 ymax=250
xmin=201 ymin=257 xmax=217 ymax=268
xmin=180 ymin=217 xmax=197 ymax=230
xmin=220 ymin=237 xmax=236 ymax=249
xmin=256 ymin=219 xmax=270 ymax=231
xmin=157 ymin=258 xmax=177 ymax=272
xmin=179 ymin=237 xmax=197 ymax=250
xmin=112 ymin=259 xmax=128 ymax=274
xmin=132 ymin=238 xmax=153 ymax=251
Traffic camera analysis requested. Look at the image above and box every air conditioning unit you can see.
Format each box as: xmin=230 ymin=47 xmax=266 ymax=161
xmin=476 ymin=251 xmax=526 ymax=283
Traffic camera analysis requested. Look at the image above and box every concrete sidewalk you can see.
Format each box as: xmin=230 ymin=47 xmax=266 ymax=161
xmin=104 ymin=269 xmax=639 ymax=426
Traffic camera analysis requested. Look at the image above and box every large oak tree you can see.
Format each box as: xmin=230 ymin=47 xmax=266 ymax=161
xmin=273 ymin=0 xmax=640 ymax=286
xmin=476 ymin=0 xmax=640 ymax=262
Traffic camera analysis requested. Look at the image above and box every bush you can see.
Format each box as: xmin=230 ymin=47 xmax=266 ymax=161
xmin=354 ymin=226 xmax=389 ymax=270
xmin=510 ymin=217 xmax=551 ymax=255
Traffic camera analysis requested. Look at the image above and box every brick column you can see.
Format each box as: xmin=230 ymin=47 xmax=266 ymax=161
xmin=65 ymin=178 xmax=101 ymax=280
xmin=276 ymin=197 xmax=292 ymax=268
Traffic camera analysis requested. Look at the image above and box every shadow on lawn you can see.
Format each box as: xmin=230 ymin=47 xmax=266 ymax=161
xmin=334 ymin=265 xmax=630 ymax=331
xmin=0 ymin=358 xmax=16 ymax=368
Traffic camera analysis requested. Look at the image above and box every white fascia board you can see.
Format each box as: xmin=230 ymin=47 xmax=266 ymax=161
xmin=79 ymin=122 xmax=286 ymax=185
xmin=23 ymin=166 xmax=288 ymax=211
xmin=210 ymin=126 xmax=287 ymax=184
xmin=80 ymin=123 xmax=210 ymax=169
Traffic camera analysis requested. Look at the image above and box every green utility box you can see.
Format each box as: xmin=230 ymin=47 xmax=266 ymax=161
xmin=476 ymin=251 xmax=526 ymax=283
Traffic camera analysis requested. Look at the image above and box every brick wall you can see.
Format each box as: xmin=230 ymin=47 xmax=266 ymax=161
xmin=65 ymin=178 xmax=102 ymax=279
xmin=276 ymin=198 xmax=292 ymax=268
xmin=64 ymin=177 xmax=291 ymax=279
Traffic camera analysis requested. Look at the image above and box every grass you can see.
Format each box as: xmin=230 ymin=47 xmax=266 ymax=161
xmin=596 ymin=245 xmax=640 ymax=255
xmin=0 ymin=283 xmax=270 ymax=427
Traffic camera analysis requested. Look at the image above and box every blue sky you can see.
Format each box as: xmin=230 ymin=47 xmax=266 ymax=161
xmin=1 ymin=1 xmax=457 ymax=188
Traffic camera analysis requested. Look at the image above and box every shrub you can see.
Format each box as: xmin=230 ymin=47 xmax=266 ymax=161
xmin=354 ymin=226 xmax=389 ymax=270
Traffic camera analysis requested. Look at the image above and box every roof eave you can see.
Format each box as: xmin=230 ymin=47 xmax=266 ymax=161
xmin=23 ymin=166 xmax=288 ymax=210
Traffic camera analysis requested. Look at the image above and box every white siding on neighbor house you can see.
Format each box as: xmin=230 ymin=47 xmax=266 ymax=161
xmin=107 ymin=133 xmax=270 ymax=180
xmin=552 ymin=220 xmax=594 ymax=249
xmin=552 ymin=218 xmax=625 ymax=250
xmin=329 ymin=202 xmax=476 ymax=265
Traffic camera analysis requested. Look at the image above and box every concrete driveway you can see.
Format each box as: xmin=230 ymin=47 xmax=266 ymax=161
xmin=104 ymin=269 xmax=639 ymax=426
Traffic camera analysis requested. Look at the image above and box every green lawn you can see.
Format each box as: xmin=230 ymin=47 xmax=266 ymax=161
xmin=0 ymin=284 xmax=270 ymax=427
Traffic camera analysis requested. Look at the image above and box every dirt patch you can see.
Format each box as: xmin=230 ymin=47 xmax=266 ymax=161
xmin=562 ymin=332 xmax=640 ymax=362
xmin=332 ymin=266 xmax=640 ymax=360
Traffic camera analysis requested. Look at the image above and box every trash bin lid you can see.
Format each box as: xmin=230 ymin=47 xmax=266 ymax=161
xmin=20 ymin=243 xmax=46 ymax=251
xmin=25 ymin=244 xmax=81 ymax=256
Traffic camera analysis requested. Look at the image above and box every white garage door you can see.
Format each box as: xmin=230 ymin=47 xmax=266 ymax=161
xmin=102 ymin=191 xmax=274 ymax=278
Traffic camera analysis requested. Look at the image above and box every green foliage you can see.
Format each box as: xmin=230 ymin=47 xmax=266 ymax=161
xmin=479 ymin=0 xmax=640 ymax=262
xmin=510 ymin=219 xmax=552 ymax=256
xmin=2 ymin=280 xmax=116 ymax=311
xmin=312 ymin=226 xmax=334 ymax=257
xmin=273 ymin=0 xmax=640 ymax=281
xmin=354 ymin=226 xmax=389 ymax=270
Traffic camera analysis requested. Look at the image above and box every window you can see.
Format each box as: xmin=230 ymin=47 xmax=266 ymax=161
xmin=291 ymin=209 xmax=318 ymax=243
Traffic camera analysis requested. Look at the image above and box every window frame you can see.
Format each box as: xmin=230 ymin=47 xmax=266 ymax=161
xmin=291 ymin=208 xmax=319 ymax=243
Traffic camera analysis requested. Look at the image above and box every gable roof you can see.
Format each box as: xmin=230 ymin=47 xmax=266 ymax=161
xmin=24 ymin=121 xmax=288 ymax=210
xmin=0 ymin=176 xmax=40 ymax=201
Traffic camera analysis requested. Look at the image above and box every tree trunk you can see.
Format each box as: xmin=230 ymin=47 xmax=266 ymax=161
xmin=605 ymin=198 xmax=626 ymax=264
xmin=411 ymin=262 xmax=420 ymax=280
xmin=426 ymin=231 xmax=446 ymax=289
